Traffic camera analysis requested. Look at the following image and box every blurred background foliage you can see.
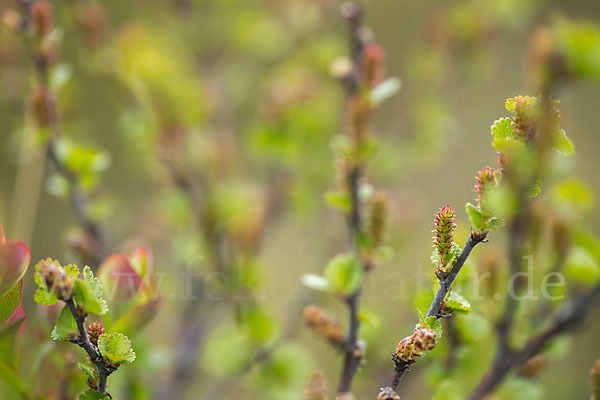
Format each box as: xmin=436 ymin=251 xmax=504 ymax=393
xmin=1 ymin=0 xmax=600 ymax=399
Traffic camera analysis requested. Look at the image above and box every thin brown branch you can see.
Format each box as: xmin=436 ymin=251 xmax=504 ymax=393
xmin=336 ymin=3 xmax=369 ymax=395
xmin=17 ymin=0 xmax=106 ymax=268
xmin=469 ymin=282 xmax=600 ymax=399
xmin=384 ymin=233 xmax=486 ymax=391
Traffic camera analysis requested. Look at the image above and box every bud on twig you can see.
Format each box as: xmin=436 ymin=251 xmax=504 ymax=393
xmin=509 ymin=96 xmax=539 ymax=141
xmin=360 ymin=42 xmax=385 ymax=89
xmin=32 ymin=0 xmax=53 ymax=40
xmin=87 ymin=322 xmax=106 ymax=347
xmin=474 ymin=166 xmax=496 ymax=220
xmin=348 ymin=96 xmax=371 ymax=149
xmin=433 ymin=206 xmax=457 ymax=275
xmin=305 ymin=369 xmax=327 ymax=400
xmin=395 ymin=328 xmax=437 ymax=363
xmin=37 ymin=259 xmax=74 ymax=300
xmin=302 ymin=305 xmax=346 ymax=348
xmin=29 ymin=85 xmax=54 ymax=128
xmin=377 ymin=386 xmax=400 ymax=400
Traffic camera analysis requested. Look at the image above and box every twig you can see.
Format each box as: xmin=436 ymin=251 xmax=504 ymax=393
xmin=386 ymin=233 xmax=487 ymax=390
xmin=17 ymin=0 xmax=106 ymax=268
xmin=65 ymin=298 xmax=116 ymax=394
xmin=469 ymin=282 xmax=600 ymax=399
xmin=336 ymin=3 xmax=369 ymax=395
xmin=337 ymin=166 xmax=365 ymax=394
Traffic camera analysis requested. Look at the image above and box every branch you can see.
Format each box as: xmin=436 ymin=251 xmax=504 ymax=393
xmin=65 ymin=299 xmax=116 ymax=394
xmin=385 ymin=233 xmax=487 ymax=391
xmin=17 ymin=0 xmax=106 ymax=268
xmin=336 ymin=3 xmax=369 ymax=395
xmin=469 ymin=282 xmax=600 ymax=399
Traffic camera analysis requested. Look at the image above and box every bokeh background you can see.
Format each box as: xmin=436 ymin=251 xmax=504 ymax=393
xmin=1 ymin=0 xmax=600 ymax=398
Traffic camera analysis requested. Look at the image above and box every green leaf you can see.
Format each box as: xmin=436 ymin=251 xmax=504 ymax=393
xmin=422 ymin=316 xmax=443 ymax=339
xmin=34 ymin=289 xmax=59 ymax=305
xmin=552 ymin=179 xmax=593 ymax=212
xmin=497 ymin=377 xmax=543 ymax=400
xmin=324 ymin=191 xmax=351 ymax=213
xmin=491 ymin=137 xmax=527 ymax=154
xmin=487 ymin=217 xmax=505 ymax=230
xmin=50 ymin=63 xmax=72 ymax=91
xmin=324 ymin=253 xmax=362 ymax=295
xmin=74 ymin=266 xmax=108 ymax=315
xmin=490 ymin=117 xmax=514 ymax=140
xmin=79 ymin=389 xmax=110 ymax=400
xmin=51 ymin=305 xmax=78 ymax=341
xmin=433 ymin=379 xmax=463 ymax=400
xmin=369 ymin=77 xmax=402 ymax=106
xmin=565 ymin=247 xmax=599 ymax=284
xmin=553 ymin=129 xmax=575 ymax=155
xmin=465 ymin=203 xmax=482 ymax=231
xmin=0 ymin=359 xmax=26 ymax=395
xmin=357 ymin=309 xmax=380 ymax=327
xmin=98 ymin=333 xmax=136 ymax=364
xmin=77 ymin=362 xmax=97 ymax=382
xmin=0 ymin=279 xmax=22 ymax=324
xmin=300 ymin=274 xmax=330 ymax=292
xmin=529 ymin=179 xmax=542 ymax=199
xmin=445 ymin=291 xmax=471 ymax=314
xmin=243 ymin=307 xmax=278 ymax=343
xmin=456 ymin=312 xmax=492 ymax=343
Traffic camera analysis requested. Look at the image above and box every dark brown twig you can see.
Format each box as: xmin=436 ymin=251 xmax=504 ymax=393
xmin=385 ymin=233 xmax=486 ymax=390
xmin=65 ymin=299 xmax=116 ymax=394
xmin=470 ymin=282 xmax=600 ymax=399
xmin=336 ymin=3 xmax=368 ymax=395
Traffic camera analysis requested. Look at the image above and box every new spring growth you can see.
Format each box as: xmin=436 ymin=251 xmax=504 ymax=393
xmin=474 ymin=166 xmax=496 ymax=220
xmin=37 ymin=259 xmax=74 ymax=301
xmin=510 ymin=96 xmax=538 ymax=141
xmin=302 ymin=305 xmax=346 ymax=348
xmin=32 ymin=0 xmax=53 ymax=39
xmin=394 ymin=328 xmax=437 ymax=363
xmin=30 ymin=85 xmax=53 ymax=128
xmin=506 ymin=96 xmax=561 ymax=143
xmin=87 ymin=322 xmax=106 ymax=347
xmin=369 ymin=190 xmax=388 ymax=250
xmin=305 ymin=369 xmax=327 ymax=400
xmin=433 ymin=205 xmax=458 ymax=276
xmin=360 ymin=42 xmax=386 ymax=89
xmin=377 ymin=386 xmax=400 ymax=400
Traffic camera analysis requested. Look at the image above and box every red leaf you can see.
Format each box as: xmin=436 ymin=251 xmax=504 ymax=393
xmin=98 ymin=254 xmax=142 ymax=301
xmin=0 ymin=227 xmax=31 ymax=297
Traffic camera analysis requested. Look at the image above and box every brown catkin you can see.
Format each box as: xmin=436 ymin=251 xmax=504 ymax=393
xmin=29 ymin=85 xmax=54 ymax=128
xmin=369 ymin=191 xmax=388 ymax=249
xmin=305 ymin=369 xmax=327 ymax=400
xmin=32 ymin=0 xmax=53 ymax=39
xmin=302 ymin=305 xmax=345 ymax=347
xmin=395 ymin=328 xmax=437 ymax=363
